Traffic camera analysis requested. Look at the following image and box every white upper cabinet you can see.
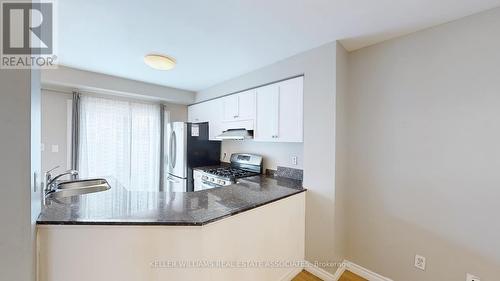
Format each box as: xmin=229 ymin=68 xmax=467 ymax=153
xmin=188 ymin=103 xmax=208 ymax=123
xmin=222 ymin=95 xmax=239 ymax=121
xmin=255 ymin=83 xmax=279 ymax=142
xmin=277 ymin=76 xmax=303 ymax=142
xmin=222 ymin=89 xmax=256 ymax=122
xmin=237 ymin=90 xmax=257 ymax=121
xmin=255 ymin=76 xmax=303 ymax=143
xmin=188 ymin=76 xmax=303 ymax=143
xmin=207 ymin=99 xmax=224 ymax=140
xmin=188 ymin=99 xmax=223 ymax=141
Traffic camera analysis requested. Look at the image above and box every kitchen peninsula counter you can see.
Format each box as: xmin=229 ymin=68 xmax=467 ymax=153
xmin=37 ymin=175 xmax=305 ymax=226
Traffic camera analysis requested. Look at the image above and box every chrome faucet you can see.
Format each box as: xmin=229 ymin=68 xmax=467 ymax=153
xmin=44 ymin=166 xmax=79 ymax=193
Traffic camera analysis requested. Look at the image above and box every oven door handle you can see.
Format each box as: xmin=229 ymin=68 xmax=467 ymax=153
xmin=201 ymin=180 xmax=220 ymax=189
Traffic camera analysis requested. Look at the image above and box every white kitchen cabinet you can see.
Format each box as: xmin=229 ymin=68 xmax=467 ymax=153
xmin=189 ymin=76 xmax=302 ymax=143
xmin=277 ymin=76 xmax=303 ymax=142
xmin=188 ymin=103 xmax=208 ymax=123
xmin=222 ymin=89 xmax=256 ymax=122
xmin=187 ymin=105 xmax=197 ymax=122
xmin=255 ymin=83 xmax=279 ymax=142
xmin=237 ymin=90 xmax=257 ymax=120
xmin=207 ymin=98 xmax=224 ymax=140
xmin=255 ymin=76 xmax=303 ymax=143
xmin=222 ymin=95 xmax=239 ymax=121
xmin=188 ymin=99 xmax=223 ymax=141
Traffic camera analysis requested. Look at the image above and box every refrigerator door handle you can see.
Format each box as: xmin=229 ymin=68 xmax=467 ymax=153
xmin=167 ymin=176 xmax=180 ymax=183
xmin=170 ymin=131 xmax=177 ymax=169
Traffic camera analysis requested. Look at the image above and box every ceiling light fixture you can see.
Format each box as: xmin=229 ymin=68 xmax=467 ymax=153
xmin=144 ymin=54 xmax=176 ymax=70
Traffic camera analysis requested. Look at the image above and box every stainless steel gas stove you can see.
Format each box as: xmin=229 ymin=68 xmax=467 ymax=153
xmin=193 ymin=153 xmax=263 ymax=191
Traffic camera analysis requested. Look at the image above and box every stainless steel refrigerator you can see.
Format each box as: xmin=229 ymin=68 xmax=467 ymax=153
xmin=165 ymin=122 xmax=221 ymax=192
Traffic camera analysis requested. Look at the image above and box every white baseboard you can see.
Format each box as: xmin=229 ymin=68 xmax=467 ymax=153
xmin=304 ymin=260 xmax=392 ymax=281
xmin=304 ymin=261 xmax=338 ymax=281
xmin=331 ymin=264 xmax=346 ymax=281
xmin=341 ymin=260 xmax=393 ymax=281
xmin=279 ymin=267 xmax=304 ymax=281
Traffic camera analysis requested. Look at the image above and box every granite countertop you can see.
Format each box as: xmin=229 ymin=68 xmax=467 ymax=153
xmin=37 ymin=175 xmax=305 ymax=226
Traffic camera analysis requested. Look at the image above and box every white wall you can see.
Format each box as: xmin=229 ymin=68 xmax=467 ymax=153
xmin=220 ymin=141 xmax=303 ymax=170
xmin=346 ymin=7 xmax=500 ymax=280
xmin=41 ymin=90 xmax=72 ymax=172
xmin=197 ymin=42 xmax=342 ymax=274
xmin=42 ymin=66 xmax=196 ymax=104
xmin=0 ymin=68 xmax=41 ymax=281
xmin=41 ymin=89 xmax=188 ymax=173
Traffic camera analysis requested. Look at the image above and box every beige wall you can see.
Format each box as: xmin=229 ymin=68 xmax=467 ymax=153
xmin=345 ymin=7 xmax=500 ymax=280
xmin=333 ymin=42 xmax=349 ymax=265
xmin=197 ymin=42 xmax=342 ymax=274
xmin=165 ymin=102 xmax=189 ymax=122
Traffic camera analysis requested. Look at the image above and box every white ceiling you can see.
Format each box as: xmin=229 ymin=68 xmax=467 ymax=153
xmin=57 ymin=0 xmax=500 ymax=91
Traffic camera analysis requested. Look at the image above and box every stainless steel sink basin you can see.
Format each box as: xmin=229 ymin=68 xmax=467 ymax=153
xmin=57 ymin=179 xmax=109 ymax=189
xmin=46 ymin=178 xmax=111 ymax=199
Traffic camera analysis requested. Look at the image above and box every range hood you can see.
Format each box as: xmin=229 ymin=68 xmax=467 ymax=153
xmin=216 ymin=129 xmax=253 ymax=140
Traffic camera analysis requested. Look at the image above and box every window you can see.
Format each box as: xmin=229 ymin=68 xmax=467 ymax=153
xmin=78 ymin=95 xmax=161 ymax=191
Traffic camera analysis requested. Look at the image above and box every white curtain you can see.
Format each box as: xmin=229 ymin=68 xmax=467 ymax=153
xmin=78 ymin=95 xmax=161 ymax=191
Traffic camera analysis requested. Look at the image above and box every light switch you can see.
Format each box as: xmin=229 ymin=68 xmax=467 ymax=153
xmin=51 ymin=145 xmax=59 ymax=153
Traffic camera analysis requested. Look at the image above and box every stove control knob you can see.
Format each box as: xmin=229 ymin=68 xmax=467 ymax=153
xmin=202 ymin=175 xmax=208 ymax=181
xmin=219 ymin=180 xmax=226 ymax=185
xmin=210 ymin=178 xmax=215 ymax=182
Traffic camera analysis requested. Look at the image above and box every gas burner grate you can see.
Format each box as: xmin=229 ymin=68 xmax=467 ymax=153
xmin=204 ymin=167 xmax=259 ymax=179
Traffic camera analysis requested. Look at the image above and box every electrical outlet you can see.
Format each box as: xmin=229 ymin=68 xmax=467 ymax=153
xmin=414 ymin=255 xmax=426 ymax=271
xmin=466 ymin=273 xmax=480 ymax=281
xmin=292 ymin=156 xmax=298 ymax=165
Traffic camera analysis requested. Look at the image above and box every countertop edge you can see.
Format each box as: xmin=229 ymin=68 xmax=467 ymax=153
xmin=36 ymin=189 xmax=306 ymax=227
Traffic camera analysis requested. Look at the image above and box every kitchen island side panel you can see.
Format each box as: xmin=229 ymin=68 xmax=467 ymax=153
xmin=37 ymin=192 xmax=305 ymax=281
